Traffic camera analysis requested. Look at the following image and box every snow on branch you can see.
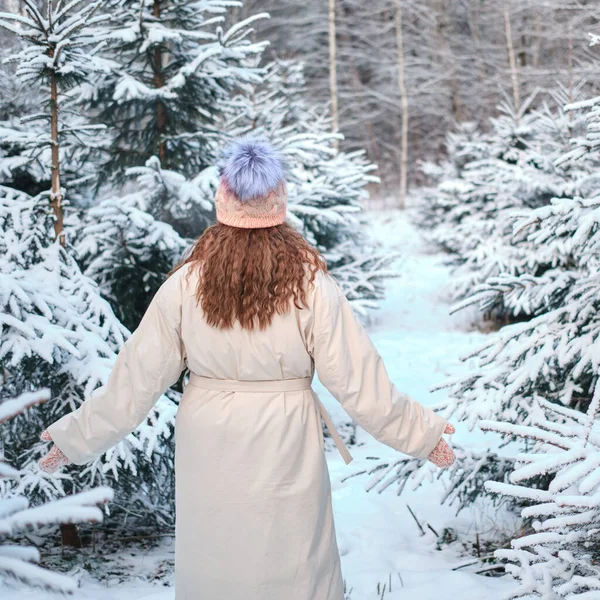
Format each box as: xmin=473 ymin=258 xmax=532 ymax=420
xmin=0 ymin=390 xmax=114 ymax=593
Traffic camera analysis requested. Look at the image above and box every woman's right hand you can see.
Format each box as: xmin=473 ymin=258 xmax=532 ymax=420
xmin=427 ymin=423 xmax=456 ymax=468
xmin=39 ymin=429 xmax=72 ymax=473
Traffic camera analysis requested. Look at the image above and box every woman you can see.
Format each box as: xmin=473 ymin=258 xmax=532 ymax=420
xmin=39 ymin=137 xmax=456 ymax=600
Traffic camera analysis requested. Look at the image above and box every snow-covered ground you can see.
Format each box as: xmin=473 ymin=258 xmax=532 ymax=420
xmin=4 ymin=209 xmax=519 ymax=600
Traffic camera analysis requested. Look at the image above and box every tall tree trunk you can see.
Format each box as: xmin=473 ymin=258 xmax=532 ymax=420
xmin=50 ymin=49 xmax=82 ymax=547
xmin=48 ymin=50 xmax=65 ymax=246
xmin=435 ymin=0 xmax=461 ymax=123
xmin=153 ymin=0 xmax=167 ymax=165
xmin=567 ymin=28 xmax=574 ymax=106
xmin=532 ymin=8 xmax=542 ymax=69
xmin=335 ymin=3 xmax=382 ymax=198
xmin=395 ymin=0 xmax=408 ymax=210
xmin=467 ymin=0 xmax=491 ymax=122
xmin=49 ymin=56 xmax=81 ymax=551
xmin=518 ymin=34 xmax=528 ymax=68
xmin=504 ymin=1 xmax=520 ymax=120
xmin=328 ymin=0 xmax=339 ymax=150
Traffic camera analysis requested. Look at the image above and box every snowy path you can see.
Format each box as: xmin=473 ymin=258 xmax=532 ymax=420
xmin=4 ymin=209 xmax=518 ymax=600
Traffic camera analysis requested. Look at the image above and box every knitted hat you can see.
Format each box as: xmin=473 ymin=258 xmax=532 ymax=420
xmin=215 ymin=137 xmax=288 ymax=229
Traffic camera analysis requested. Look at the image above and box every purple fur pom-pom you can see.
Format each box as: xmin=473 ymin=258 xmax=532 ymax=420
xmin=220 ymin=136 xmax=285 ymax=201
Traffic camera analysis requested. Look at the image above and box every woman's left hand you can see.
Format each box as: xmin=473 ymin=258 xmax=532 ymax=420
xmin=427 ymin=423 xmax=455 ymax=468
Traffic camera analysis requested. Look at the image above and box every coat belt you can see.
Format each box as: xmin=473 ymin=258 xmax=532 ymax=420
xmin=187 ymin=373 xmax=354 ymax=465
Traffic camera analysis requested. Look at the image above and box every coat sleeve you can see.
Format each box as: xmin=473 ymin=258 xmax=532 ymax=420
xmin=307 ymin=270 xmax=448 ymax=460
xmin=46 ymin=272 xmax=186 ymax=465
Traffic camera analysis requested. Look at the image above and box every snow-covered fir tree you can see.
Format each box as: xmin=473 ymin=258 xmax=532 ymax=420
xmin=422 ymin=52 xmax=600 ymax=514
xmin=415 ymin=119 xmax=490 ymax=235
xmin=0 ymin=0 xmax=182 ymax=530
xmin=481 ymin=383 xmax=600 ymax=598
xmin=0 ymin=388 xmax=113 ymax=593
xmin=413 ymin=190 xmax=600 ymax=513
xmin=69 ymin=159 xmax=193 ymax=330
xmin=64 ymin=1 xmax=270 ymax=330
xmin=414 ymin=96 xmax=544 ymax=261
xmin=79 ymin=0 xmax=268 ymax=188
xmin=0 ymin=185 xmax=182 ymax=528
xmin=438 ymin=80 xmax=600 ymax=415
xmin=0 ymin=1 xmax=112 ymax=207
xmin=0 ymin=51 xmax=50 ymax=198
xmin=353 ymin=70 xmax=600 ymax=518
xmin=0 ymin=70 xmax=103 ymax=207
xmin=415 ymin=87 xmax=600 ymax=319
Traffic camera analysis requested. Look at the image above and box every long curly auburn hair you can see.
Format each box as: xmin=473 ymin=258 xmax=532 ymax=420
xmin=170 ymin=222 xmax=327 ymax=331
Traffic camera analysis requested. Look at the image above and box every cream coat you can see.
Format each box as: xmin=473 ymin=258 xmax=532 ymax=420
xmin=47 ymin=263 xmax=448 ymax=600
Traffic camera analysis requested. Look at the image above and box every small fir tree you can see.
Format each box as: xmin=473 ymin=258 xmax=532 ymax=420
xmin=69 ymin=159 xmax=192 ymax=330
xmin=415 ymin=88 xmax=598 ymax=320
xmin=481 ymin=387 xmax=600 ymax=598
xmin=0 ymin=388 xmax=113 ymax=593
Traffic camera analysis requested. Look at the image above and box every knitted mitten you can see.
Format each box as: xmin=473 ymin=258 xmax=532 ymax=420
xmin=39 ymin=429 xmax=71 ymax=473
xmin=427 ymin=423 xmax=456 ymax=468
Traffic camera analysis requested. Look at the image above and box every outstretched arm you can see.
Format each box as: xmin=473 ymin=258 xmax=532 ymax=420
xmin=40 ymin=273 xmax=186 ymax=469
xmin=308 ymin=271 xmax=455 ymax=465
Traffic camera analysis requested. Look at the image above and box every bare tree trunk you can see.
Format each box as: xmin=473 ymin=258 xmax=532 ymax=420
xmin=504 ymin=1 xmax=520 ymax=119
xmin=435 ymin=0 xmax=461 ymax=123
xmin=335 ymin=4 xmax=382 ymax=198
xmin=518 ymin=33 xmax=527 ymax=68
xmin=48 ymin=51 xmax=65 ymax=246
xmin=467 ymin=0 xmax=483 ymax=69
xmin=60 ymin=522 xmax=83 ymax=548
xmin=153 ymin=0 xmax=167 ymax=165
xmin=467 ymin=0 xmax=492 ymax=122
xmin=328 ymin=0 xmax=339 ymax=151
xmin=568 ymin=28 xmax=574 ymax=105
xmin=532 ymin=8 xmax=541 ymax=69
xmin=395 ymin=0 xmax=408 ymax=210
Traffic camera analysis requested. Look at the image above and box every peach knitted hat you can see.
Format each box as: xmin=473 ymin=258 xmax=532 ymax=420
xmin=215 ymin=137 xmax=288 ymax=229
